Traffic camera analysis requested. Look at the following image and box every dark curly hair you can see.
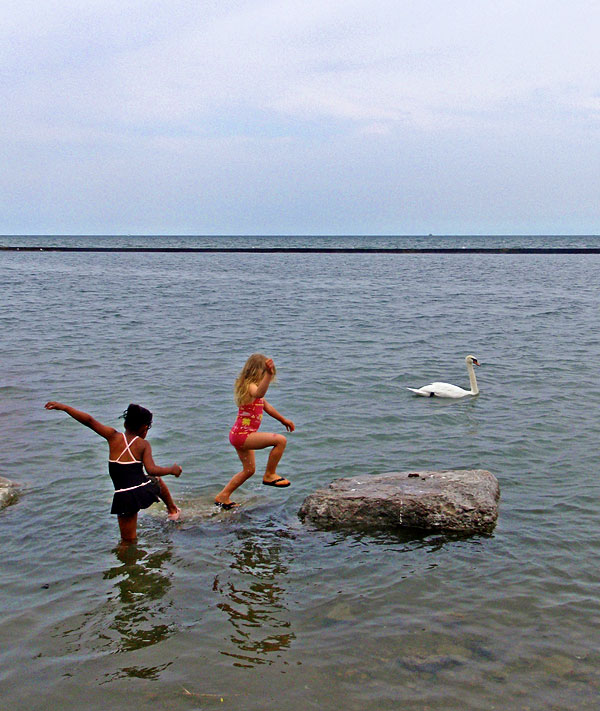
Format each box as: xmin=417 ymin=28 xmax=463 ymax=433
xmin=122 ymin=403 xmax=153 ymax=431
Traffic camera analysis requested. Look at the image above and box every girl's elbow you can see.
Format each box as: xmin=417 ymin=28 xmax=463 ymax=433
xmin=83 ymin=415 xmax=97 ymax=429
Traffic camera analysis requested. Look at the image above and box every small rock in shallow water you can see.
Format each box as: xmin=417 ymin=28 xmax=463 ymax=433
xmin=325 ymin=602 xmax=354 ymax=622
xmin=0 ymin=476 xmax=20 ymax=510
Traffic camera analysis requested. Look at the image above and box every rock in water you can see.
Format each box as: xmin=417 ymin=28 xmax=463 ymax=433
xmin=298 ymin=470 xmax=499 ymax=533
xmin=0 ymin=476 xmax=20 ymax=510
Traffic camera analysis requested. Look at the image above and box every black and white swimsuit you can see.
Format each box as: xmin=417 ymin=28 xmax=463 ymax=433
xmin=108 ymin=433 xmax=160 ymax=515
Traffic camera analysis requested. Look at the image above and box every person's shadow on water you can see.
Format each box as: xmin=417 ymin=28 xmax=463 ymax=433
xmin=213 ymin=531 xmax=295 ymax=668
xmin=102 ymin=543 xmax=174 ymax=653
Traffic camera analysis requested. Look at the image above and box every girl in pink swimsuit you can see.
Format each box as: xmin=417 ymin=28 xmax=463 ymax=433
xmin=215 ymin=354 xmax=295 ymax=509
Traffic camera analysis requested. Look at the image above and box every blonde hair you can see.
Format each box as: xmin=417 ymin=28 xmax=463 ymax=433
xmin=234 ymin=353 xmax=276 ymax=406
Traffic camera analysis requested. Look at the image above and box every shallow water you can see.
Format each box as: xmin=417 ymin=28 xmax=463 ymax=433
xmin=1 ymin=237 xmax=599 ymax=710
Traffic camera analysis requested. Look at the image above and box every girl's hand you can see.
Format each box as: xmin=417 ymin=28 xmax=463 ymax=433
xmin=265 ymin=358 xmax=275 ymax=375
xmin=45 ymin=401 xmax=65 ymax=411
xmin=283 ymin=418 xmax=295 ymax=432
xmin=172 ymin=464 xmax=183 ymax=477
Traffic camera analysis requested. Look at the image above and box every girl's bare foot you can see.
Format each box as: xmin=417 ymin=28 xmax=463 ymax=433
xmin=167 ymin=506 xmax=181 ymax=521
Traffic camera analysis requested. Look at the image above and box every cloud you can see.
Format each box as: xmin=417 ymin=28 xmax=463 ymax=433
xmin=2 ymin=0 xmax=600 ymax=233
xmin=4 ymin=0 xmax=600 ymax=137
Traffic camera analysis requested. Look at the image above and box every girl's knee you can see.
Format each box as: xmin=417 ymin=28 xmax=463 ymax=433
xmin=276 ymin=434 xmax=287 ymax=447
xmin=243 ymin=466 xmax=256 ymax=477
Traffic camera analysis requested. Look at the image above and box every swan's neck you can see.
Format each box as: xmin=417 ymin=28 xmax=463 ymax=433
xmin=467 ymin=362 xmax=479 ymax=395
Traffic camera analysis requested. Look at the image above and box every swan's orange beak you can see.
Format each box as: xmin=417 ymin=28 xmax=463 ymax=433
xmin=473 ymin=359 xmax=480 ymax=366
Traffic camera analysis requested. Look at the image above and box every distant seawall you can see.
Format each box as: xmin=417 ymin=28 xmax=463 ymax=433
xmin=2 ymin=246 xmax=600 ymax=254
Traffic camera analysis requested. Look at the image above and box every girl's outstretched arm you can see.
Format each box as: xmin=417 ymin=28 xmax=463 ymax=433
xmin=140 ymin=440 xmax=182 ymax=477
xmin=263 ymin=400 xmax=295 ymax=432
xmin=44 ymin=402 xmax=117 ymax=441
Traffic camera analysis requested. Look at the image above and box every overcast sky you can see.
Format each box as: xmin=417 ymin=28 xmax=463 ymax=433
xmin=2 ymin=0 xmax=599 ymax=235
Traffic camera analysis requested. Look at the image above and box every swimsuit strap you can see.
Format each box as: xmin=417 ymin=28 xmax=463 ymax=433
xmin=115 ymin=433 xmax=140 ymax=463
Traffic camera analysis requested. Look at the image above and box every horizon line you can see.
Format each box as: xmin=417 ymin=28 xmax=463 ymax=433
xmin=2 ymin=233 xmax=600 ymax=238
xmin=3 ymin=246 xmax=600 ymax=254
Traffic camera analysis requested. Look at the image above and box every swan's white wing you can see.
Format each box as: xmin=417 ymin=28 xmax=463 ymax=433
xmin=406 ymin=386 xmax=434 ymax=396
xmin=407 ymin=382 xmax=470 ymax=398
xmin=429 ymin=382 xmax=470 ymax=398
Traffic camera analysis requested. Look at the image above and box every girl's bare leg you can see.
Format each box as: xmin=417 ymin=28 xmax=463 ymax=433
xmin=215 ymin=449 xmax=256 ymax=505
xmin=215 ymin=433 xmax=289 ymax=505
xmin=262 ymin=434 xmax=287 ymax=483
xmin=156 ymin=477 xmax=180 ymax=519
xmin=118 ymin=513 xmax=138 ymax=543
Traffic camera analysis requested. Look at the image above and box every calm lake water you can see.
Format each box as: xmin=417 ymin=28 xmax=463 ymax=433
xmin=1 ymin=236 xmax=599 ymax=710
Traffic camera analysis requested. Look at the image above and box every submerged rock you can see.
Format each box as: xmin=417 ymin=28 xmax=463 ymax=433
xmin=298 ymin=470 xmax=499 ymax=534
xmin=0 ymin=476 xmax=20 ymax=510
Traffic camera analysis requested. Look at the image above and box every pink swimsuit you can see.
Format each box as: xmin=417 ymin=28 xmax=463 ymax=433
xmin=229 ymin=398 xmax=264 ymax=448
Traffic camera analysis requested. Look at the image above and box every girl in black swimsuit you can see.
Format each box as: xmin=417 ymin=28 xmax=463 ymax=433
xmin=44 ymin=401 xmax=182 ymax=543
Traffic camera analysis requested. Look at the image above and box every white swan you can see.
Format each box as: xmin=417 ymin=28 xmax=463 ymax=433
xmin=407 ymin=355 xmax=481 ymax=398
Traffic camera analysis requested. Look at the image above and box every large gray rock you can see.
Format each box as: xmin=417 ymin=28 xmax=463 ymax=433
xmin=0 ymin=476 xmax=20 ymax=510
xmin=298 ymin=469 xmax=499 ymax=534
